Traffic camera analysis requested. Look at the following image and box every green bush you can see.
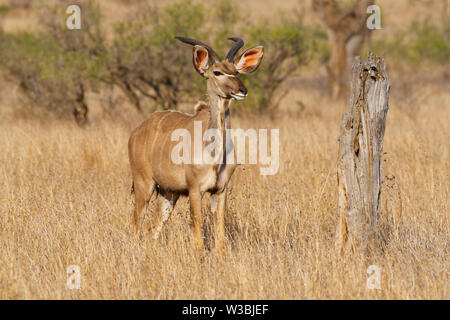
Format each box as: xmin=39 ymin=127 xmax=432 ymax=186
xmin=0 ymin=33 xmax=81 ymax=119
xmin=108 ymin=1 xmax=207 ymax=111
xmin=1 ymin=1 xmax=448 ymax=122
xmin=108 ymin=0 xmax=313 ymax=113
xmin=409 ymin=21 xmax=450 ymax=64
xmin=0 ymin=0 xmax=317 ymax=120
xmin=0 ymin=5 xmax=10 ymax=16
xmin=242 ymin=19 xmax=312 ymax=112
xmin=0 ymin=0 xmax=105 ymax=123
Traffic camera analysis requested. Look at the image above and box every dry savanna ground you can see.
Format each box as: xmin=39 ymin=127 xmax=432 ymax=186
xmin=0 ymin=75 xmax=448 ymax=299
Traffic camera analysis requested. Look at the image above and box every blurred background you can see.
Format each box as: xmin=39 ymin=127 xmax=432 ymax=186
xmin=0 ymin=0 xmax=448 ymax=124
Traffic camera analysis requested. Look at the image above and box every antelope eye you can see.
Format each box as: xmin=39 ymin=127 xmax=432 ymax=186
xmin=213 ymin=71 xmax=223 ymax=76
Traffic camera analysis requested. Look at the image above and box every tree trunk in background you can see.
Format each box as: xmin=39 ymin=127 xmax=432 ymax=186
xmin=337 ymin=52 xmax=390 ymax=253
xmin=313 ymin=0 xmax=373 ymax=99
xmin=73 ymin=83 xmax=89 ymax=126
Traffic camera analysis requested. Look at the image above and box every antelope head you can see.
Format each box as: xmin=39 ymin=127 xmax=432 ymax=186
xmin=176 ymin=36 xmax=264 ymax=101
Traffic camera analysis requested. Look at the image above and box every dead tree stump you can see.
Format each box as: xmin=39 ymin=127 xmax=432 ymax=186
xmin=337 ymin=52 xmax=390 ymax=253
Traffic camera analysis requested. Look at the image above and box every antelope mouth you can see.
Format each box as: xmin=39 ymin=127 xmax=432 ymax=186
xmin=231 ymin=93 xmax=247 ymax=100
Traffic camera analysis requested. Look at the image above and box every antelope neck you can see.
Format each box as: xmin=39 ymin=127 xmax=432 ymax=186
xmin=205 ymin=93 xmax=232 ymax=166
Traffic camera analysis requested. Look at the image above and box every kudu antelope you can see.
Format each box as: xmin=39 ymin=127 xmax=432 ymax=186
xmin=128 ymin=36 xmax=264 ymax=250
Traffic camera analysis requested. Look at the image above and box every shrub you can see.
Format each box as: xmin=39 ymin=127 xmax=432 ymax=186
xmin=409 ymin=21 xmax=450 ymax=64
xmin=108 ymin=1 xmax=207 ymax=111
xmin=0 ymin=0 xmax=316 ymax=121
xmin=0 ymin=32 xmax=83 ymax=122
xmin=243 ymin=19 xmax=311 ymax=112
xmin=0 ymin=0 xmax=105 ymax=124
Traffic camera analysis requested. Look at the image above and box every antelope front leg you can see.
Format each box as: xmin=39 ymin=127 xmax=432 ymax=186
xmin=189 ymin=188 xmax=204 ymax=250
xmin=211 ymin=191 xmax=227 ymax=251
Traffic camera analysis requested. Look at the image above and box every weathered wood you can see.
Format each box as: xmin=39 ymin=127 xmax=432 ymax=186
xmin=337 ymin=52 xmax=390 ymax=253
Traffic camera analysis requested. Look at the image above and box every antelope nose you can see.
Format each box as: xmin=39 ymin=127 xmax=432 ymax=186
xmin=239 ymin=88 xmax=248 ymax=95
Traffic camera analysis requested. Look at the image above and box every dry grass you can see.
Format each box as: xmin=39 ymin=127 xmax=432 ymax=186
xmin=0 ymin=82 xmax=448 ymax=299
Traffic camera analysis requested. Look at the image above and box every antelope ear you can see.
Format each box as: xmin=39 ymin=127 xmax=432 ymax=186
xmin=193 ymin=45 xmax=209 ymax=76
xmin=234 ymin=46 xmax=264 ymax=74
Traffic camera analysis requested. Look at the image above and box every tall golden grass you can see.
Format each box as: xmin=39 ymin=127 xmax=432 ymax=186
xmin=0 ymin=84 xmax=448 ymax=299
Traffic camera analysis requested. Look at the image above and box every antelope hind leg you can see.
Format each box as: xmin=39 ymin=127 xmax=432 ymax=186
xmin=131 ymin=177 xmax=155 ymax=232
